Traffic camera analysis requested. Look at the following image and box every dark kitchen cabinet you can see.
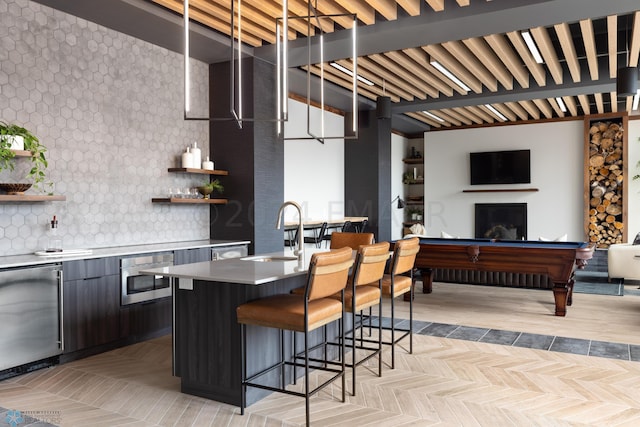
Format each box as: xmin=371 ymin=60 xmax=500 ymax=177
xmin=119 ymin=297 xmax=172 ymax=341
xmin=62 ymin=257 xmax=120 ymax=353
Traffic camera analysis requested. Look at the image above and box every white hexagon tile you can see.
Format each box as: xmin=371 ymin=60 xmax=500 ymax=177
xmin=0 ymin=0 xmax=211 ymax=256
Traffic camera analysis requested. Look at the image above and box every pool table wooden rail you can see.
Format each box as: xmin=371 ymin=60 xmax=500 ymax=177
xmin=414 ymin=239 xmax=596 ymax=317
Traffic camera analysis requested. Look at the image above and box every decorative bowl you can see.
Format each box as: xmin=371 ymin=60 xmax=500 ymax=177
xmin=196 ymin=186 xmax=213 ymax=199
xmin=0 ymin=183 xmax=32 ymax=195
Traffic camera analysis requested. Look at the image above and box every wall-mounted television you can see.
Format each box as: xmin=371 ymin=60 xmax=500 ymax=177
xmin=470 ymin=149 xmax=531 ymax=185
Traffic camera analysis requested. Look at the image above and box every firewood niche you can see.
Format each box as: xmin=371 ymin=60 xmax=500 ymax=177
xmin=584 ymin=114 xmax=628 ymax=248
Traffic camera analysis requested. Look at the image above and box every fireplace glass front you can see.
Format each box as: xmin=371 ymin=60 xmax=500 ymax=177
xmin=475 ymin=203 xmax=527 ymax=240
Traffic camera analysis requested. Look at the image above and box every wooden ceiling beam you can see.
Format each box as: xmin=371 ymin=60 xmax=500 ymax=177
xmin=578 ymin=94 xmax=591 ymax=115
xmin=505 ymin=31 xmax=545 ymax=87
xmin=363 ymin=0 xmax=397 ymax=21
xmin=334 ymin=0 xmax=375 ymax=25
xmin=402 ymin=48 xmax=454 ymax=96
xmin=443 ymin=40 xmax=497 ymax=92
xmin=518 ymin=100 xmax=541 ymax=120
xmin=396 ymin=0 xmax=421 ymax=16
xmin=493 ymin=103 xmax=517 ymax=121
xmin=554 ymin=22 xmax=581 ymax=82
xmin=485 ymin=33 xmax=530 ymax=89
xmin=607 ymin=15 xmax=617 ymax=78
xmin=455 ymin=0 xmax=470 ymax=6
xmin=427 ymin=109 xmax=462 ymax=126
xmin=452 ymin=107 xmax=484 ymax=125
xmin=439 ymin=108 xmax=473 ymax=125
xmin=423 ymin=45 xmax=483 ymax=93
xmin=609 ymin=92 xmax=618 ymax=112
xmin=594 ymin=93 xmax=604 ymax=114
xmin=532 ymin=98 xmax=553 ymax=119
xmin=461 ymin=37 xmax=512 ymax=91
xmin=530 ymin=26 xmax=564 ymax=85
xmin=629 ymin=11 xmax=640 ymax=67
xmin=424 ymin=0 xmax=445 ymax=12
xmin=504 ymin=101 xmax=529 ymax=121
xmin=562 ymin=96 xmax=578 ymax=116
xmin=383 ymin=51 xmax=439 ymax=98
xmin=466 ymin=105 xmax=495 ymax=123
xmin=547 ymin=97 xmax=566 ymax=118
xmin=579 ymin=19 xmax=599 ymax=81
xmin=368 ymin=53 xmax=430 ymax=97
xmin=351 ymin=58 xmax=418 ymax=101
xmin=406 ymin=111 xmax=444 ymax=128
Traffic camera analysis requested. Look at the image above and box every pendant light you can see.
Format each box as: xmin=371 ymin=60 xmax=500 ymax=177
xmin=617 ymin=15 xmax=638 ymax=97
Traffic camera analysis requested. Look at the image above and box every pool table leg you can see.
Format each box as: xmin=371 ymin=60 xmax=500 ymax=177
xmin=552 ymin=281 xmax=572 ymax=317
xmin=421 ymin=269 xmax=433 ymax=293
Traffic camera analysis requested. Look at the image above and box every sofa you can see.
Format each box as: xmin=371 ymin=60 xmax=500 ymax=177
xmin=608 ymin=243 xmax=640 ymax=281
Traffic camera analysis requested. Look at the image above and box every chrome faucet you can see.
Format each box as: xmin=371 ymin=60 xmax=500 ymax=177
xmin=276 ymin=201 xmax=304 ymax=257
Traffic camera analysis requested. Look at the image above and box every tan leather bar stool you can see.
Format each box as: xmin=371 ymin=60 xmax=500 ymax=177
xmin=338 ymin=241 xmax=390 ymax=396
xmin=236 ymin=247 xmax=353 ymax=427
xmin=380 ymin=237 xmax=420 ymax=369
xmin=330 ymin=231 xmax=374 ymax=250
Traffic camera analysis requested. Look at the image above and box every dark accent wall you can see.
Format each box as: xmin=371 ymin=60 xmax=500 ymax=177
xmin=344 ymin=109 xmax=392 ymax=242
xmin=209 ymin=58 xmax=284 ymax=254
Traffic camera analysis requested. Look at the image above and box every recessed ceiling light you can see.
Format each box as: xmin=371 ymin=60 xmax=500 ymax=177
xmin=422 ymin=111 xmax=445 ymax=123
xmin=522 ymin=30 xmax=544 ymax=64
xmin=329 ymin=62 xmax=374 ymax=86
xmin=633 ymin=89 xmax=640 ymax=111
xmin=484 ymin=104 xmax=507 ymax=121
xmin=430 ymin=60 xmax=470 ymax=92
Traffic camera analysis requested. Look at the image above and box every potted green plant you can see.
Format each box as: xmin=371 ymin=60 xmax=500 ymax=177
xmin=0 ymin=121 xmax=51 ymax=193
xmin=196 ymin=178 xmax=224 ymax=199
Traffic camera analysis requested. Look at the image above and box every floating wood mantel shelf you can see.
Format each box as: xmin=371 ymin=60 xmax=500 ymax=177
xmin=402 ymin=158 xmax=423 ymax=164
xmin=11 ymin=150 xmax=33 ymax=157
xmin=0 ymin=195 xmax=66 ymax=202
xmin=462 ymin=188 xmax=539 ymax=193
xmin=167 ymin=168 xmax=228 ymax=176
xmin=151 ymin=198 xmax=228 ymax=205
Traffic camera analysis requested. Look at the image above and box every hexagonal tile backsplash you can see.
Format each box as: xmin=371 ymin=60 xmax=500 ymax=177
xmin=0 ymin=0 xmax=211 ymax=256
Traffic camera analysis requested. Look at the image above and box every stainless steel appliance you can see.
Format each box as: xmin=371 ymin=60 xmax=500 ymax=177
xmin=120 ymin=253 xmax=174 ymax=305
xmin=0 ymin=264 xmax=63 ymax=372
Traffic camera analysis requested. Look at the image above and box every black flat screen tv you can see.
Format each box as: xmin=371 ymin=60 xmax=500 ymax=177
xmin=470 ymin=149 xmax=531 ymax=185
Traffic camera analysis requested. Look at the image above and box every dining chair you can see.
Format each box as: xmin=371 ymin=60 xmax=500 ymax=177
xmin=323 ymin=220 xmax=354 ymax=248
xmin=380 ymin=237 xmax=420 ymax=369
xmin=236 ymin=247 xmax=353 ymax=427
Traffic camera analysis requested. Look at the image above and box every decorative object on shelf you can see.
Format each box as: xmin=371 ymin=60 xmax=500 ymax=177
xmin=202 ymin=156 xmax=214 ymax=170
xmin=0 ymin=121 xmax=51 ymax=193
xmin=45 ymin=215 xmax=63 ymax=253
xmin=0 ymin=183 xmax=32 ymax=195
xmin=181 ymin=146 xmax=194 ymax=168
xmin=191 ymin=142 xmax=201 ymax=170
xmin=196 ymin=178 xmax=224 ymax=199
xmin=391 ymin=195 xmax=406 ymax=209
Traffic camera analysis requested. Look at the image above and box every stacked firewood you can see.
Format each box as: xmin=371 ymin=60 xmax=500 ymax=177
xmin=587 ymin=120 xmax=624 ymax=247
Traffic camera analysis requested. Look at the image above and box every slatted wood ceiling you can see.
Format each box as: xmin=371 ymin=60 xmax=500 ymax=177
xmin=152 ymin=0 xmax=640 ymax=130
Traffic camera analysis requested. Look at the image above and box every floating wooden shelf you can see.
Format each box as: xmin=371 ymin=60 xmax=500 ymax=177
xmin=11 ymin=149 xmax=32 ymax=157
xmin=405 ymin=179 xmax=424 ymax=185
xmin=462 ymin=188 xmax=539 ymax=193
xmin=402 ymin=158 xmax=423 ymax=164
xmin=0 ymin=194 xmax=66 ymax=202
xmin=406 ymin=200 xmax=423 ymax=205
xmin=168 ymin=168 xmax=229 ymax=176
xmin=151 ymin=198 xmax=228 ymax=205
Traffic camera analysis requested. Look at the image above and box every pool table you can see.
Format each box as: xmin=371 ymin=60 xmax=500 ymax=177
xmin=413 ymin=238 xmax=596 ymax=316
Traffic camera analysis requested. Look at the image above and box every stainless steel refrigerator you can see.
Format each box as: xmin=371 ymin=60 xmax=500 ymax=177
xmin=0 ymin=263 xmax=63 ymax=371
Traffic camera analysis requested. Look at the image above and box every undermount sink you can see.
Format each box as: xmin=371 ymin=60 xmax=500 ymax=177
xmin=240 ymin=255 xmax=299 ymax=262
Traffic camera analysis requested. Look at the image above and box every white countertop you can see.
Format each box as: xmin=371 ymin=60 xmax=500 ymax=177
xmin=0 ymin=239 xmax=250 ymax=269
xmin=141 ymin=248 xmax=329 ymax=285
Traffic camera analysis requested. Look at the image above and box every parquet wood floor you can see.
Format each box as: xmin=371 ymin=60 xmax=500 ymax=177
xmin=1 ymin=282 xmax=640 ymax=426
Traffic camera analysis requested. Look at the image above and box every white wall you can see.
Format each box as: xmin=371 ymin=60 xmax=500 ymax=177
xmin=391 ymin=133 xmax=407 ymax=240
xmin=424 ymin=121 xmax=584 ymax=240
xmin=283 ymin=98 xmax=345 ymax=221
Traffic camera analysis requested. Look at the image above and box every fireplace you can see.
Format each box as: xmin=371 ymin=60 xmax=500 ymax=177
xmin=475 ymin=203 xmax=527 ymax=240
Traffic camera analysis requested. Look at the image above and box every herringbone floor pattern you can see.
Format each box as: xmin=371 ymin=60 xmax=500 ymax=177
xmin=1 ymin=282 xmax=640 ymax=426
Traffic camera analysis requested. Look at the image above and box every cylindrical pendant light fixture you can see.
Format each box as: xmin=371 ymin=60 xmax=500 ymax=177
xmin=617 ymin=66 xmax=638 ymax=97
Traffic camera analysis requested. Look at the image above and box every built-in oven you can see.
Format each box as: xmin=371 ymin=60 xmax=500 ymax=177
xmin=120 ymin=253 xmax=174 ymax=305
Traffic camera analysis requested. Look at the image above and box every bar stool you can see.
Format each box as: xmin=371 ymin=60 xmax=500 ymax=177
xmin=236 ymin=247 xmax=353 ymax=427
xmin=330 ymin=231 xmax=374 ymax=250
xmin=380 ymin=237 xmax=420 ymax=369
xmin=338 ymin=241 xmax=390 ymax=395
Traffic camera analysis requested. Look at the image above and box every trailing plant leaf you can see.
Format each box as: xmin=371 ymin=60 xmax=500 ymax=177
xmin=0 ymin=121 xmax=52 ymax=193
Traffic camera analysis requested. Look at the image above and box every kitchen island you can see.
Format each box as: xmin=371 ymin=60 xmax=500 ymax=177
xmin=142 ymin=249 xmax=335 ymax=407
